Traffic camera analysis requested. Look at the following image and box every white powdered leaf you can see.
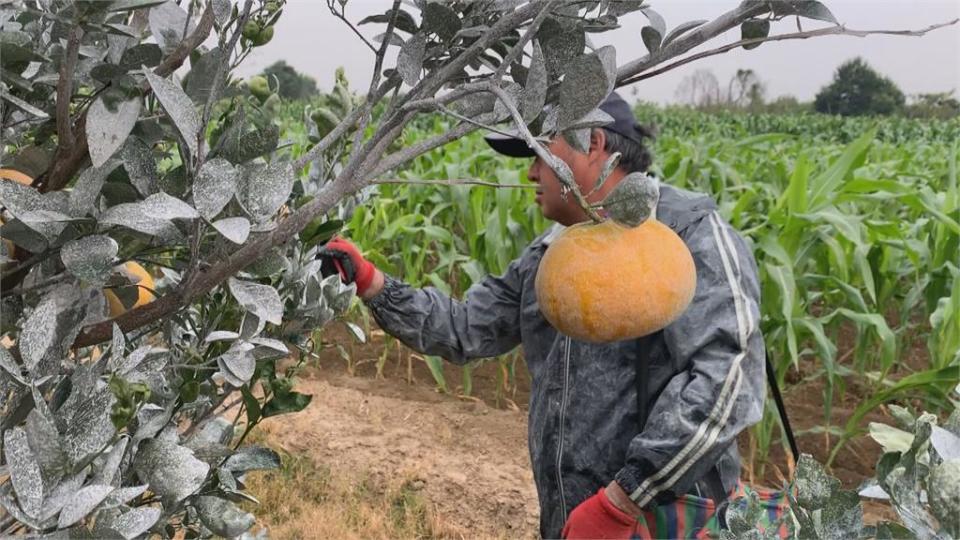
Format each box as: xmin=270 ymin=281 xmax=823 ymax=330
xmin=211 ymin=0 xmax=232 ymax=27
xmin=250 ymin=337 xmax=288 ymax=353
xmin=69 ymin=160 xmax=120 ymax=217
xmin=133 ymin=438 xmax=209 ymax=502
xmin=0 ymin=346 xmax=26 ymax=385
xmin=93 ymin=437 xmax=129 ymax=487
xmin=4 ymin=427 xmax=43 ymax=518
xmin=87 ymin=95 xmax=142 ymax=168
xmin=224 ymin=446 xmax=281 ymax=473
xmin=397 ymin=33 xmax=426 ymax=86
xmin=62 ymin=388 xmax=117 ymax=465
xmin=520 ymin=40 xmax=548 ymax=124
xmin=931 ymin=425 xmax=960 ymax=460
xmin=217 ymin=346 xmax=255 ymax=386
xmin=143 ymin=69 xmax=200 ymax=158
xmin=557 ymin=46 xmax=616 ymax=131
xmin=57 ymin=484 xmax=114 ymax=528
xmin=196 ymin=496 xmax=255 ymax=537
xmin=141 ymin=192 xmax=199 ymax=220
xmin=121 ymin=137 xmax=158 ymax=196
xmin=205 ymin=330 xmax=240 ymax=342
xmin=25 ymin=408 xmax=67 ymax=491
xmin=148 ymin=1 xmax=194 ymax=53
xmin=228 ymin=278 xmax=283 ymax=324
xmin=109 ymin=506 xmax=162 ymax=539
xmin=20 ymin=294 xmax=58 ymax=371
xmin=100 ymin=484 xmax=148 ymax=510
xmin=236 ymin=161 xmax=294 ymax=222
xmin=193 ymin=157 xmax=236 ymax=218
xmin=111 ymin=323 xmax=125 ymax=363
xmin=99 ymin=203 xmax=183 ymax=240
xmin=212 ymin=217 xmax=250 ymax=244
xmin=61 ymin=235 xmax=119 ymax=284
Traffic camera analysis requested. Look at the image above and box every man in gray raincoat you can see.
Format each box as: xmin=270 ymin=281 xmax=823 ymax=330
xmin=319 ymin=92 xmax=766 ymax=539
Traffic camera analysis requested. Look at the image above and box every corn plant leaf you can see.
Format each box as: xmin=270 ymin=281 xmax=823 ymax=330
xmin=557 ymin=46 xmax=615 ymax=131
xmin=228 ymin=278 xmax=282 ymax=324
xmin=740 ymin=19 xmax=769 ymax=50
xmin=397 ymin=33 xmax=426 ymax=86
xmin=640 ymin=8 xmax=666 ymax=53
xmin=236 ymin=161 xmax=294 ymax=222
xmin=212 ymin=217 xmax=250 ymax=245
xmin=196 ymin=496 xmax=256 ymax=538
xmin=143 ymin=69 xmax=201 ymax=158
xmin=61 ymin=235 xmax=119 ymax=284
xmin=520 ymin=40 xmax=547 ymax=124
xmin=193 ymin=158 xmax=236 ymax=219
xmin=87 ymin=93 xmax=142 ymax=168
xmin=4 ymin=427 xmax=43 ymax=519
xmin=134 ymin=438 xmax=209 ymax=502
xmin=224 ymin=445 xmax=281 ymax=473
xmin=57 ymin=484 xmax=114 ymax=528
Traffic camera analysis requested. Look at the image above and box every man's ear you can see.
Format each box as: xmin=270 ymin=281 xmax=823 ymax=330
xmin=588 ymin=128 xmax=608 ymax=163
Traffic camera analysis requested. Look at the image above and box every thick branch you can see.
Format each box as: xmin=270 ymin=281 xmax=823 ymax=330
xmin=39 ymin=4 xmax=215 ymax=194
xmin=615 ymin=1 xmax=768 ymax=85
xmin=55 ymin=25 xmax=82 ymax=150
xmin=375 ymin=178 xmax=535 ymax=189
xmin=621 ymin=19 xmax=960 ymax=86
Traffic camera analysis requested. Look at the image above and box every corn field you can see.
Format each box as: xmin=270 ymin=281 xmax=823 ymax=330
xmin=276 ymin=99 xmax=959 ymax=472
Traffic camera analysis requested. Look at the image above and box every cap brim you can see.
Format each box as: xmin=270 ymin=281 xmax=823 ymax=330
xmin=484 ymin=133 xmax=537 ymax=158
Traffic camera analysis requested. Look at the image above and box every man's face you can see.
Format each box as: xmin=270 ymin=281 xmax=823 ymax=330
xmin=526 ymin=130 xmax=623 ymax=226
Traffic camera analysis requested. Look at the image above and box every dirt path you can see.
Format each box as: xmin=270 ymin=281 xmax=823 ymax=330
xmin=257 ymin=370 xmax=541 ymax=538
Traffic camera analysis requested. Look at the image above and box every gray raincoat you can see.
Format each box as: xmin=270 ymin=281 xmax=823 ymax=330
xmin=365 ymin=184 xmax=766 ymax=538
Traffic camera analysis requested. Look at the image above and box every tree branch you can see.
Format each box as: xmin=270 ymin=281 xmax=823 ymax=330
xmin=621 ymin=18 xmax=960 ymax=87
xmin=55 ymin=25 xmax=82 ymax=150
xmin=493 ymin=0 xmax=554 ymax=80
xmin=374 ymin=178 xmax=535 ymax=189
xmin=328 ymin=0 xmax=377 ymax=54
xmin=368 ymin=122 xmax=477 ymax=179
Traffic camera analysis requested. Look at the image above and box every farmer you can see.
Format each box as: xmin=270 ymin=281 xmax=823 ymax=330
xmin=318 ymin=92 xmax=766 ymax=539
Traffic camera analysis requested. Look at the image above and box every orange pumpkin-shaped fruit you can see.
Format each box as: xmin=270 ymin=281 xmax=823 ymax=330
xmin=105 ymin=262 xmax=157 ymax=317
xmin=535 ymin=173 xmax=696 ymax=343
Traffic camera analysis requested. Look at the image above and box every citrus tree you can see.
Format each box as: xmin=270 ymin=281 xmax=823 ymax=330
xmin=0 ymin=0 xmax=954 ymax=536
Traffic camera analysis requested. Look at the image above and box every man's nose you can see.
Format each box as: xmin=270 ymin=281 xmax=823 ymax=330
xmin=527 ymin=159 xmax=540 ymax=183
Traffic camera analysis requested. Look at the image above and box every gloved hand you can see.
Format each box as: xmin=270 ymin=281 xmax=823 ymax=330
xmin=561 ymin=488 xmax=638 ymax=539
xmin=316 ymin=237 xmax=377 ymax=297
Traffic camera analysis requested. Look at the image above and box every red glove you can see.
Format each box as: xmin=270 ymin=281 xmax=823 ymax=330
xmin=316 ymin=237 xmax=377 ymax=296
xmin=562 ymin=488 xmax=638 ymax=539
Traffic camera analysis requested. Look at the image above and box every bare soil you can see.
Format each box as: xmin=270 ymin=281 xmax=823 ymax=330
xmin=254 ymin=322 xmax=903 ymax=535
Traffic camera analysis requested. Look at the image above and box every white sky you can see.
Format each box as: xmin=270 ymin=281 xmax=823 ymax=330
xmin=234 ymin=0 xmax=960 ymax=105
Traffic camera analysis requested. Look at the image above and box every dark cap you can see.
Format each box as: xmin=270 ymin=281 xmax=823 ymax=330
xmin=484 ymin=92 xmax=643 ymax=158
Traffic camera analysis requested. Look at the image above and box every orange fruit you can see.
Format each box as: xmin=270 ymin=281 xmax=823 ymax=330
xmin=104 ymin=262 xmax=156 ymax=317
xmin=535 ymin=218 xmax=696 ymax=343
xmin=0 ymin=168 xmax=34 ymax=186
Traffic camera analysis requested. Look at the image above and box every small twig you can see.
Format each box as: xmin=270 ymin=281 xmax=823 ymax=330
xmin=328 ymin=0 xmax=376 ymax=54
xmin=493 ymin=0 xmax=554 ymax=80
xmin=435 ymin=105 xmax=520 ymax=138
xmin=368 ymin=122 xmax=477 ymax=178
xmin=373 ymin=178 xmax=536 ymax=189
xmin=351 ymin=0 xmax=402 ymax=151
xmin=622 ymin=19 xmax=960 ymax=86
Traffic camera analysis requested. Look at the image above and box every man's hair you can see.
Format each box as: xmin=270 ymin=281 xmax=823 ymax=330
xmin=600 ymin=124 xmax=656 ymax=173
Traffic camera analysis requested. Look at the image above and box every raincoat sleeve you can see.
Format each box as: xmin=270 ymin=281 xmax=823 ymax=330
xmin=364 ymin=258 xmax=525 ymax=365
xmin=614 ymin=211 xmax=766 ymax=508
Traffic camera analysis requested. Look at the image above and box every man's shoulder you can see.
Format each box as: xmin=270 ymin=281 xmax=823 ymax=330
xmin=656 ymin=183 xmax=718 ymax=234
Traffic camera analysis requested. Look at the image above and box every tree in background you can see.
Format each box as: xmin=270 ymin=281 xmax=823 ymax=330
xmin=814 ymin=57 xmax=905 ymax=116
xmin=261 ymin=60 xmax=319 ymax=100
xmin=904 ymin=91 xmax=960 ymax=119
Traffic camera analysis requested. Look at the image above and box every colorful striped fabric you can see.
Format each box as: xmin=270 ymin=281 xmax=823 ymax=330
xmin=626 ymin=482 xmax=792 ymax=539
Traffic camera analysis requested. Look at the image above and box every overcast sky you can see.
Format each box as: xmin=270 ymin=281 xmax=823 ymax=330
xmin=234 ymin=1 xmax=960 ymax=105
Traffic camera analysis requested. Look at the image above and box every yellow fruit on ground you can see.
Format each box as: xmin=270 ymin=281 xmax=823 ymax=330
xmin=0 ymin=168 xmax=34 ymax=186
xmin=535 ymin=219 xmax=697 ymax=343
xmin=104 ymin=262 xmax=156 ymax=317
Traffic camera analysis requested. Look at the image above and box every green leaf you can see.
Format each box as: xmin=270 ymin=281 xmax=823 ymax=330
xmin=809 ymin=129 xmax=875 ymax=210
xmin=240 ymin=384 xmax=261 ymax=426
xmin=740 ymin=19 xmax=770 ymax=50
xmin=423 ymin=355 xmax=447 ymax=392
xmin=262 ymin=389 xmax=312 ymax=417
xmin=220 ymin=124 xmax=280 ymax=164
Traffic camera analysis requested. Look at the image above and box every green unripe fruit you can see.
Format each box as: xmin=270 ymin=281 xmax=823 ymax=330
xmin=333 ymin=83 xmax=353 ymax=116
xmin=265 ymin=1 xmax=280 ymax=14
xmin=263 ymin=93 xmax=280 ymax=113
xmin=249 ymin=76 xmax=271 ymax=102
xmin=310 ymin=107 xmax=341 ymax=137
xmin=253 ymin=25 xmax=274 ymax=46
xmin=242 ymin=20 xmax=261 ymax=41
